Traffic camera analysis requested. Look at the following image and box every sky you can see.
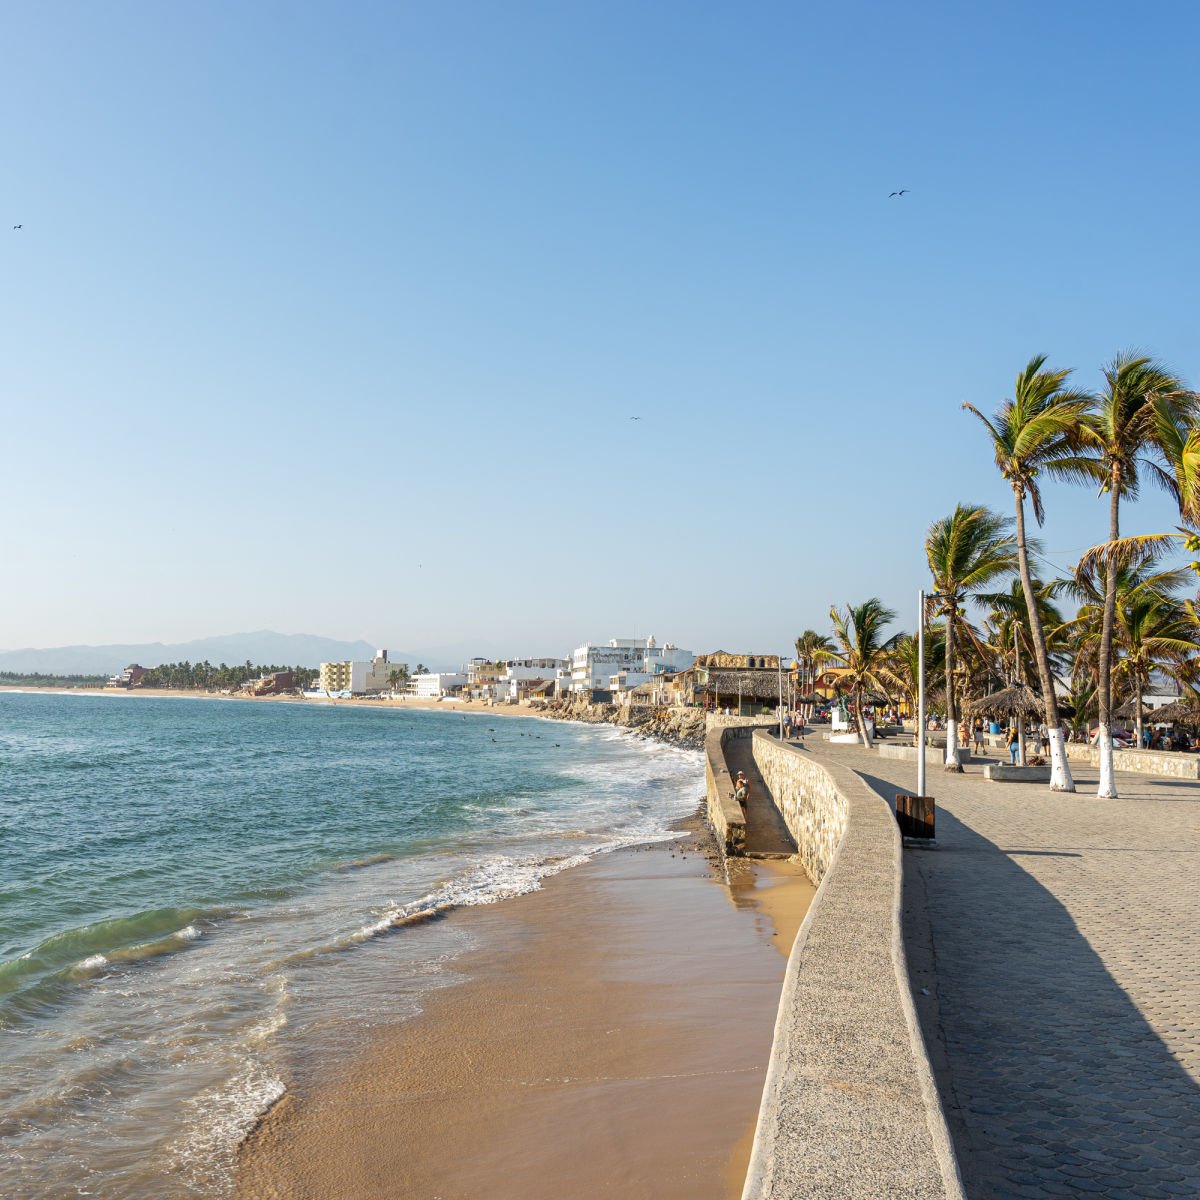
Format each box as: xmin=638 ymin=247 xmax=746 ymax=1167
xmin=3 ymin=0 xmax=1198 ymax=661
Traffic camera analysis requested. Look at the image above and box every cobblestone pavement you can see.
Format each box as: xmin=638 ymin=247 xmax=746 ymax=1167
xmin=812 ymin=739 xmax=1200 ymax=1200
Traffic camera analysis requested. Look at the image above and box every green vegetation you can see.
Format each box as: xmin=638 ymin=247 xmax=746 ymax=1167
xmin=0 ymin=672 xmax=108 ymax=688
xmin=136 ymin=661 xmax=319 ymax=690
xmin=805 ymin=349 xmax=1200 ymax=797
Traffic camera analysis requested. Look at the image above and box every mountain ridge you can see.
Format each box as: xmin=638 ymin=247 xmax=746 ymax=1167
xmin=0 ymin=632 xmax=399 ymax=675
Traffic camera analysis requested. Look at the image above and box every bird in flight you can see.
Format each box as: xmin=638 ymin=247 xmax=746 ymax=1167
xmin=12 ymin=224 xmax=21 ymax=229
xmin=629 ymin=416 xmax=642 ymax=421
xmin=888 ymin=190 xmax=908 ymax=198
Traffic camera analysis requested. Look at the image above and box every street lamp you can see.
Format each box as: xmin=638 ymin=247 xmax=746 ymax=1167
xmin=917 ymin=589 xmax=947 ymax=800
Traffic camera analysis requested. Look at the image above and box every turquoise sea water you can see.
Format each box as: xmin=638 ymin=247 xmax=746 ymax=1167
xmin=0 ymin=692 xmax=703 ymax=1198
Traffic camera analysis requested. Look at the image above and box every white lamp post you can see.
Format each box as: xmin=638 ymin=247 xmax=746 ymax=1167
xmin=917 ymin=589 xmax=946 ymax=800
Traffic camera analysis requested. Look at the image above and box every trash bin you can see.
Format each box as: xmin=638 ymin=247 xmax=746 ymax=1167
xmin=989 ymin=721 xmax=1002 ymax=735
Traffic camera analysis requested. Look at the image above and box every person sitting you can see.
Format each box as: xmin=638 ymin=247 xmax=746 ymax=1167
xmin=733 ymin=771 xmax=750 ymax=806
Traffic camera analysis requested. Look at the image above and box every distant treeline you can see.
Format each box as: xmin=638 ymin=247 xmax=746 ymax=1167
xmin=137 ymin=661 xmax=320 ymax=690
xmin=0 ymin=672 xmax=109 ymax=687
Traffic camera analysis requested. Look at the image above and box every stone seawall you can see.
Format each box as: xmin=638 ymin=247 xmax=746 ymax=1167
xmin=752 ymin=733 xmax=847 ymax=884
xmin=742 ymin=733 xmax=963 ymax=1200
xmin=704 ymin=718 xmax=779 ymax=854
xmin=1065 ymin=743 xmax=1200 ymax=779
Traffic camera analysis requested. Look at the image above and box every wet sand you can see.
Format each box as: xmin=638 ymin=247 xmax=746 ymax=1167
xmin=236 ymin=829 xmax=815 ymax=1200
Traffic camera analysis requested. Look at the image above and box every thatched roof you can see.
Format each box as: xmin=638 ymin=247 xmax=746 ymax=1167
xmin=702 ymin=669 xmax=786 ymax=700
xmin=1144 ymin=699 xmax=1200 ymax=724
xmin=966 ymin=684 xmax=1045 ymax=719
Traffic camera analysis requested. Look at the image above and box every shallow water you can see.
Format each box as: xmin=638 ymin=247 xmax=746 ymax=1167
xmin=0 ymin=693 xmax=703 ymax=1198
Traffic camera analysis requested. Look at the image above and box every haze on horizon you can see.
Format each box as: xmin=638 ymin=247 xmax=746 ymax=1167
xmin=3 ymin=1 xmax=1197 ymax=658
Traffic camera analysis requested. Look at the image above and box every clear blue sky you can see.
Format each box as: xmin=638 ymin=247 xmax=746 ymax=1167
xmin=3 ymin=1 xmax=1197 ymax=659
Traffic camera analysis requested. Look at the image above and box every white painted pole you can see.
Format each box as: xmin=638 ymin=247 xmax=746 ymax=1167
xmin=778 ymin=657 xmax=784 ymax=740
xmin=917 ymin=589 xmax=927 ymax=800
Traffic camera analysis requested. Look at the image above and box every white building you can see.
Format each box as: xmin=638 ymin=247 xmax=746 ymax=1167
xmin=569 ymin=637 xmax=694 ymax=693
xmin=464 ymin=657 xmax=568 ymax=702
xmin=318 ymin=650 xmax=408 ymax=696
xmin=411 ymin=672 xmax=467 ymax=699
xmin=504 ymin=657 xmax=569 ymax=701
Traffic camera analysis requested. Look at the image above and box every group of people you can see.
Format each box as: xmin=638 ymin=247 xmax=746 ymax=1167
xmin=781 ymin=711 xmax=807 ymax=741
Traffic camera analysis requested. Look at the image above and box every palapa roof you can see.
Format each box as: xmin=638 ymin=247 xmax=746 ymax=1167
xmin=966 ymin=684 xmax=1045 ymax=719
xmin=700 ymin=668 xmax=786 ymax=700
xmin=1143 ymin=698 xmax=1200 ymax=724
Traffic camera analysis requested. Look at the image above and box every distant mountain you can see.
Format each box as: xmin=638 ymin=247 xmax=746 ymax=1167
xmin=0 ymin=632 xmax=402 ymax=675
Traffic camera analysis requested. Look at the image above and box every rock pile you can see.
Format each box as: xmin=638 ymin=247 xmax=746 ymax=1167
xmin=538 ymin=698 xmax=706 ymax=750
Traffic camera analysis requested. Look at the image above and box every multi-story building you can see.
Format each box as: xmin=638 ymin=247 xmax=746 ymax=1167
xmin=318 ymin=650 xmax=407 ymax=696
xmin=465 ymin=657 xmax=569 ymax=702
xmin=411 ymin=672 xmax=467 ymax=699
xmin=569 ymin=637 xmax=694 ymax=694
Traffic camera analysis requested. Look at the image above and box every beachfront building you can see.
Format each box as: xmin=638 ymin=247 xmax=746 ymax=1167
xmin=410 ymin=672 xmax=466 ymax=699
xmin=568 ymin=637 xmax=694 ymax=694
xmin=504 ymin=658 xmax=569 ymax=702
xmin=465 ymin=657 xmax=568 ymax=702
xmin=318 ymin=650 xmax=407 ymax=696
xmin=105 ymin=664 xmax=147 ymax=689
xmin=672 ymin=651 xmax=785 ymax=713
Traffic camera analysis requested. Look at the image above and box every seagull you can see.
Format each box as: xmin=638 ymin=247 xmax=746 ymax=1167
xmin=12 ymin=224 xmax=21 ymax=229
xmin=888 ymin=190 xmax=908 ymax=198
xmin=629 ymin=416 xmax=641 ymax=421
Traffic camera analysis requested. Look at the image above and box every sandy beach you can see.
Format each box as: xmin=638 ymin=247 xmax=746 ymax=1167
xmin=0 ymin=685 xmax=542 ymax=719
xmin=235 ymin=822 xmax=815 ymax=1200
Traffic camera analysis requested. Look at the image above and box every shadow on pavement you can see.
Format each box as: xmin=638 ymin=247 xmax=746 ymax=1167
xmin=890 ymin=800 xmax=1200 ymax=1199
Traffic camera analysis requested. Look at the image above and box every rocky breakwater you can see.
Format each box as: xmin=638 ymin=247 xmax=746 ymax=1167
xmin=538 ymin=698 xmax=706 ymax=750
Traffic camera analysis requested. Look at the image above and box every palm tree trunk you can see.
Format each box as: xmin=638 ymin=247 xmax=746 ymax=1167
xmin=1135 ymin=686 xmax=1145 ymax=750
xmin=1096 ymin=472 xmax=1121 ymax=798
xmin=943 ymin=604 xmax=963 ymax=771
xmin=854 ymin=685 xmax=873 ymax=747
xmin=1013 ymin=487 xmax=1075 ymax=791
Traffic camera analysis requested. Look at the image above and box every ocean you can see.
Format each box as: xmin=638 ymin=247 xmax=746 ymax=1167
xmin=0 ymin=692 xmax=704 ymax=1199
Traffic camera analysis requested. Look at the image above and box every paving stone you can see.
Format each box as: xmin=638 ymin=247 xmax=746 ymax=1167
xmin=812 ymin=742 xmax=1200 ymax=1200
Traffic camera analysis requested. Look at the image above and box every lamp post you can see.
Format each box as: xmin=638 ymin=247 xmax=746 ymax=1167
xmin=778 ymin=656 xmax=785 ymax=740
xmin=917 ymin=589 xmax=946 ymax=800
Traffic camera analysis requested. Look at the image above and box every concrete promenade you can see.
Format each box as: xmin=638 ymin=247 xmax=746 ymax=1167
xmin=811 ymin=738 xmax=1200 ymax=1199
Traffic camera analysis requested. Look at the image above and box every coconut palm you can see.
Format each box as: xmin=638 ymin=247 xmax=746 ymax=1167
xmin=1068 ymin=560 xmax=1194 ymax=748
xmin=1072 ymin=354 xmax=1189 ymax=797
xmin=825 ymin=598 xmax=901 ymax=747
xmin=983 ymin=576 xmax=1072 ymax=694
xmin=963 ymin=355 xmax=1094 ymax=791
xmin=793 ymin=629 xmax=835 ymax=710
xmin=925 ymin=504 xmax=1019 ymax=770
xmin=878 ymin=627 xmax=945 ymax=715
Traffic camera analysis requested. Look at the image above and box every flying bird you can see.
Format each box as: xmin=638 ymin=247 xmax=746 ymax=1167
xmin=629 ymin=416 xmax=641 ymax=421
xmin=12 ymin=224 xmax=21 ymax=229
xmin=888 ymin=190 xmax=908 ymax=198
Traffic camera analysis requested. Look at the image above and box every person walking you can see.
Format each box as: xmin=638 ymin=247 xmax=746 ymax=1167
xmin=972 ymin=717 xmax=985 ymax=755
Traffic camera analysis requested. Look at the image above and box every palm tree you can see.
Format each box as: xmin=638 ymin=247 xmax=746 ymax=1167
xmin=1074 ymin=354 xmax=1188 ymax=797
xmin=925 ymin=504 xmax=1019 ymax=770
xmin=825 ymin=598 xmax=901 ymax=747
xmin=1069 ymin=560 xmax=1194 ymax=748
xmin=878 ymin=627 xmax=945 ymax=715
xmin=963 ymin=355 xmax=1093 ymax=791
xmin=794 ymin=629 xmax=834 ymax=710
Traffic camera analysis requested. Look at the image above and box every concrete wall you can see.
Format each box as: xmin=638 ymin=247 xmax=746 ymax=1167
xmin=704 ymin=724 xmax=746 ymax=855
xmin=1065 ymin=743 xmax=1200 ymax=779
xmin=742 ymin=732 xmax=963 ymax=1200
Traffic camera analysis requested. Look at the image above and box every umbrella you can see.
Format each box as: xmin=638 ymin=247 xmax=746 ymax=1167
xmin=794 ymin=692 xmax=826 ymax=706
xmin=966 ymin=684 xmax=1045 ymax=721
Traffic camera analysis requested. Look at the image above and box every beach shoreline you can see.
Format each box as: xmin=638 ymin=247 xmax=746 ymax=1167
xmin=235 ymin=818 xmax=815 ymax=1200
xmin=0 ymin=684 xmax=547 ymax=718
